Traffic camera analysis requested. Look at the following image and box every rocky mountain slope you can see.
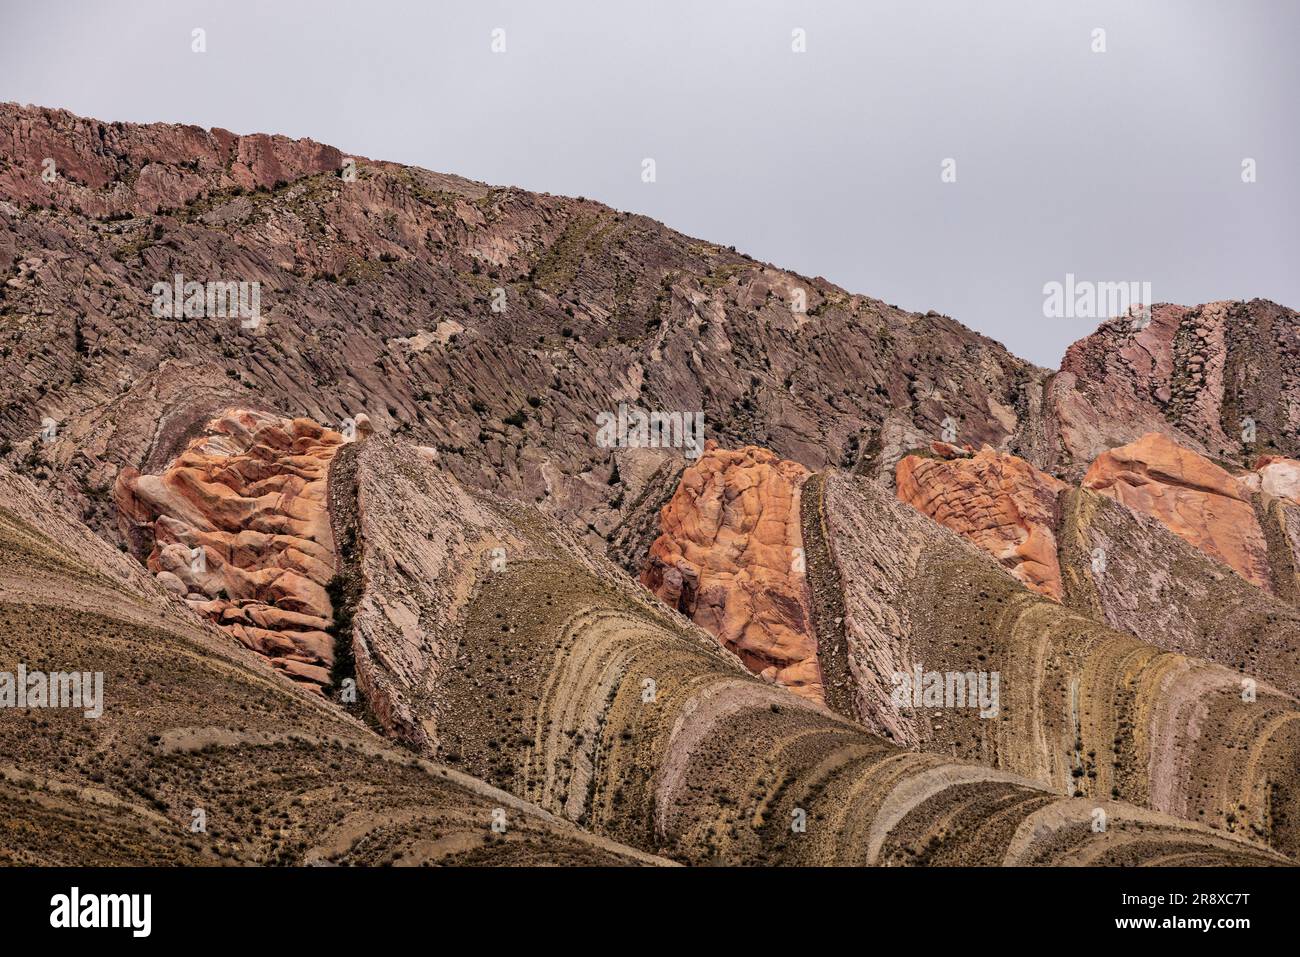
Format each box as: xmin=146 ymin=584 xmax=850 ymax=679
xmin=639 ymin=446 xmax=1300 ymax=855
xmin=1047 ymin=301 xmax=1300 ymax=478
xmin=2 ymin=102 xmax=1299 ymax=868
xmin=0 ymin=465 xmax=665 ymax=866
xmin=295 ymin=431 xmax=1290 ymax=865
xmin=0 ymin=102 xmax=1056 ymax=553
xmin=896 ymin=436 xmax=1300 ymax=693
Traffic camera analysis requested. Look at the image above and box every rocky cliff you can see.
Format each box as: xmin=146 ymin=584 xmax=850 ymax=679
xmin=0 ymin=462 xmax=666 ymax=866
xmin=891 ymin=431 xmax=1300 ymax=704
xmin=1082 ymin=432 xmax=1275 ymax=590
xmin=1048 ymin=301 xmax=1300 ymax=476
xmin=318 ymin=435 xmax=1286 ymax=865
xmin=5 ymin=102 xmax=1300 ymax=868
xmin=896 ymin=442 xmax=1068 ymax=600
xmin=818 ymin=470 xmax=1300 ymax=856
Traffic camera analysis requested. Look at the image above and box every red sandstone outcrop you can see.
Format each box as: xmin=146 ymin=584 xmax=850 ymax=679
xmin=1082 ymin=432 xmax=1273 ymax=591
xmin=895 ymin=442 xmax=1068 ymax=600
xmin=113 ymin=410 xmax=348 ymax=690
xmin=640 ymin=442 xmax=822 ymax=701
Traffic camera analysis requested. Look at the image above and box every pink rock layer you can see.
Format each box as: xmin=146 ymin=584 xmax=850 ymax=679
xmin=1083 ymin=432 xmax=1273 ymax=591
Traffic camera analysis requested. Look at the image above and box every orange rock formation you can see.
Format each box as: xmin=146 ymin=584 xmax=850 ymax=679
xmin=895 ymin=442 xmax=1068 ymax=600
xmin=1082 ymin=432 xmax=1273 ymax=591
xmin=640 ymin=442 xmax=822 ymax=702
xmin=114 ymin=410 xmax=348 ymax=690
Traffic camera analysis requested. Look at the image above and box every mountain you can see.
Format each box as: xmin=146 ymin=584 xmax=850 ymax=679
xmin=2 ymin=103 xmax=1298 ymax=867
xmin=1 ymin=422 xmax=1284 ymax=866
xmin=0 ymin=102 xmax=1065 ymax=545
xmin=0 ymin=464 xmax=663 ymax=866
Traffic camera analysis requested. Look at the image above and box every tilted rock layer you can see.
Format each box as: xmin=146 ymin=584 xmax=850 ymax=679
xmin=1048 ymin=300 xmax=1300 ymax=477
xmin=815 ymin=470 xmax=1300 ymax=857
xmin=114 ymin=410 xmax=346 ymax=689
xmin=896 ymin=442 xmax=1068 ymax=600
xmin=0 ymin=102 xmax=1060 ymax=556
xmin=330 ymin=439 xmax=1287 ymax=866
xmin=641 ymin=442 xmax=821 ymax=701
xmin=0 ymin=463 xmax=662 ymax=867
xmin=890 ymin=432 xmax=1300 ymax=708
xmin=1083 ymin=432 xmax=1273 ymax=591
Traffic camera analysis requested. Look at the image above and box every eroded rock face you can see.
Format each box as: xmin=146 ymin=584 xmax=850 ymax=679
xmin=327 ymin=438 xmax=1284 ymax=866
xmin=114 ymin=410 xmax=346 ymax=690
xmin=815 ymin=470 xmax=1300 ymax=857
xmin=641 ymin=442 xmax=821 ymax=701
xmin=0 ymin=104 xmax=359 ymax=219
xmin=1082 ymin=432 xmax=1273 ymax=591
xmin=1050 ymin=301 xmax=1300 ymax=476
xmin=1055 ymin=487 xmax=1300 ymax=699
xmin=896 ymin=442 xmax=1068 ymax=600
xmin=0 ymin=102 xmax=1054 ymax=558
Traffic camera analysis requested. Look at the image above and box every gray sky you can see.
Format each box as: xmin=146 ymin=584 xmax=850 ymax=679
xmin=2 ymin=0 xmax=1296 ymax=367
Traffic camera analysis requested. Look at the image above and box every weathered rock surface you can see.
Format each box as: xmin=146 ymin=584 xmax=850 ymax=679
xmin=0 ymin=102 xmax=1055 ymax=558
xmin=113 ymin=409 xmax=346 ymax=690
xmin=1049 ymin=301 xmax=1300 ymax=477
xmin=324 ymin=438 xmax=1285 ymax=865
xmin=896 ymin=442 xmax=1068 ymax=600
xmin=812 ymin=469 xmax=1300 ymax=856
xmin=0 ymin=104 xmax=361 ymax=218
xmin=1082 ymin=432 xmax=1273 ymax=591
xmin=1245 ymin=455 xmax=1300 ymax=502
xmin=0 ymin=465 xmax=665 ymax=866
xmin=1057 ymin=486 xmax=1300 ymax=699
xmin=640 ymin=442 xmax=821 ymax=700
xmin=7 ymin=102 xmax=1300 ymax=868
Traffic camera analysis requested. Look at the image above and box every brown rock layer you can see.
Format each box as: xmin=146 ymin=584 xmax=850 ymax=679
xmin=0 ymin=104 xmax=362 ymax=219
xmin=1082 ymin=432 xmax=1273 ymax=591
xmin=896 ymin=442 xmax=1068 ymax=600
xmin=641 ymin=442 xmax=822 ymax=701
xmin=113 ymin=409 xmax=347 ymax=689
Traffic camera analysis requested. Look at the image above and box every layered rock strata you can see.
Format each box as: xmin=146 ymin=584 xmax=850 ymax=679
xmin=896 ymin=442 xmax=1068 ymax=600
xmin=640 ymin=443 xmax=822 ymax=701
xmin=113 ymin=410 xmax=349 ymax=690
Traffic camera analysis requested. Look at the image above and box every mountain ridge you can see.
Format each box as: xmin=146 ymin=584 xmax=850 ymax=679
xmin=3 ymin=102 xmax=1300 ymax=867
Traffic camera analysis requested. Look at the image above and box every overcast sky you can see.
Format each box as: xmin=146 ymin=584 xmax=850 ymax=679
xmin=2 ymin=0 xmax=1296 ymax=367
